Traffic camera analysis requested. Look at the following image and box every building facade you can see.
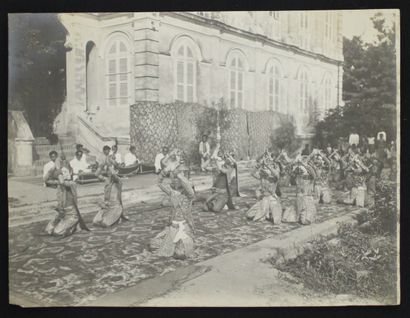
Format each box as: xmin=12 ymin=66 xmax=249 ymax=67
xmin=56 ymin=11 xmax=343 ymax=153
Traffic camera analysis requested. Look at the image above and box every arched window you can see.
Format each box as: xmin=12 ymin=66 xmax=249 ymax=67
xmin=105 ymin=35 xmax=132 ymax=107
xmin=228 ymin=52 xmax=245 ymax=108
xmin=267 ymin=61 xmax=281 ymax=111
xmin=174 ymin=41 xmax=197 ymax=102
xmin=298 ymin=68 xmax=309 ymax=111
xmin=324 ymin=75 xmax=332 ymax=111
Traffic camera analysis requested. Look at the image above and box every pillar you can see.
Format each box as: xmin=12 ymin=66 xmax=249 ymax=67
xmin=133 ymin=14 xmax=160 ymax=102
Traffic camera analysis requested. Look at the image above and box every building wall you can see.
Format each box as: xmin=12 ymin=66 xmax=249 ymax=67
xmin=58 ymin=11 xmax=343 ymax=142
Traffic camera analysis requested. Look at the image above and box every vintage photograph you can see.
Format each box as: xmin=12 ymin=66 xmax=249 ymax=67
xmin=8 ymin=10 xmax=399 ymax=307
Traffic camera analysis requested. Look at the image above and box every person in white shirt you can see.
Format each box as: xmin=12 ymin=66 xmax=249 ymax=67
xmin=199 ymin=135 xmax=211 ymax=171
xmin=70 ymin=150 xmax=92 ymax=181
xmin=43 ymin=151 xmax=58 ymax=186
xmin=110 ymin=145 xmax=122 ymax=165
xmin=154 ymin=146 xmax=169 ymax=174
xmin=76 ymin=144 xmax=89 ymax=165
xmin=124 ymin=146 xmax=140 ymax=167
xmin=348 ymin=131 xmax=360 ymax=146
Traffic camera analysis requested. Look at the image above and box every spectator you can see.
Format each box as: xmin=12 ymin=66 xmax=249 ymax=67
xmin=155 ymin=146 xmax=169 ymax=174
xmin=301 ymin=144 xmax=310 ymax=156
xmin=348 ymin=129 xmax=359 ymax=146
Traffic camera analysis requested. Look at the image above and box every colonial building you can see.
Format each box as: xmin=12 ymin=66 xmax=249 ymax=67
xmin=55 ymin=11 xmax=343 ymax=155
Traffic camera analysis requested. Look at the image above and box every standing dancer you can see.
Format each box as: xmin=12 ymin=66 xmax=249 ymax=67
xmin=45 ymin=159 xmax=90 ymax=236
xmin=245 ymin=153 xmax=282 ymax=223
xmin=150 ymin=150 xmax=196 ymax=259
xmin=93 ymin=145 xmax=128 ymax=227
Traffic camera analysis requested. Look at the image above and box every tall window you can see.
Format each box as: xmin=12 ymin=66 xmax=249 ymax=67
xmin=268 ymin=62 xmax=281 ymax=111
xmin=324 ymin=76 xmax=332 ymax=110
xmin=325 ymin=12 xmax=333 ymax=40
xmin=106 ymin=37 xmax=131 ymax=107
xmin=298 ymin=68 xmax=309 ymax=111
xmin=300 ymin=12 xmax=309 ymax=49
xmin=229 ymin=54 xmax=245 ymax=108
xmin=175 ymin=42 xmax=196 ymax=102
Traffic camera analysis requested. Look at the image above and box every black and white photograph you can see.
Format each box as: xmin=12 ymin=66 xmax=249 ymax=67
xmin=8 ymin=9 xmax=400 ymax=307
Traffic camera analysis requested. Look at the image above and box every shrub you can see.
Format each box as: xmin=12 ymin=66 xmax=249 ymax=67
xmin=275 ymin=180 xmax=398 ymax=303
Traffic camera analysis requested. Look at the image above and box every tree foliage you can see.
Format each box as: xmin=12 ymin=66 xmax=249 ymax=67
xmin=270 ymin=121 xmax=300 ymax=154
xmin=9 ymin=14 xmax=66 ymax=137
xmin=314 ymin=13 xmax=397 ymax=146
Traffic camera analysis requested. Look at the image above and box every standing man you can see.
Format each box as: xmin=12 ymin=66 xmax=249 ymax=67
xmin=349 ymin=129 xmax=360 ymax=146
xmin=301 ymin=144 xmax=310 ymax=156
xmin=155 ymin=146 xmax=169 ymax=174
xmin=199 ymin=135 xmax=211 ymax=172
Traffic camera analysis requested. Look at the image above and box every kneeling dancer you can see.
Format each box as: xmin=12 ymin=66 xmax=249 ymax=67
xmin=283 ymin=154 xmax=317 ymax=225
xmin=93 ymin=145 xmax=128 ymax=227
xmin=339 ymin=155 xmax=369 ymax=207
xmin=311 ymin=150 xmax=332 ymax=204
xmin=150 ymin=150 xmax=196 ymax=259
xmin=45 ymin=159 xmax=89 ymax=236
xmin=246 ymin=155 xmax=282 ymax=223
xmin=203 ymin=150 xmax=238 ymax=213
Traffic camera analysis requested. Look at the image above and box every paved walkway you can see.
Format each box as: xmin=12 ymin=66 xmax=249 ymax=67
xmin=92 ymin=209 xmax=377 ymax=307
xmin=9 ymin=182 xmax=358 ymax=307
xmin=8 ymin=173 xmax=159 ymax=207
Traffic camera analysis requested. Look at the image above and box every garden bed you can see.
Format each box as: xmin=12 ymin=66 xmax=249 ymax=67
xmin=271 ymin=180 xmax=398 ymax=305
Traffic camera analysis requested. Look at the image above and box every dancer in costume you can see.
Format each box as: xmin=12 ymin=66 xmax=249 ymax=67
xmin=311 ymin=149 xmax=332 ymax=204
xmin=150 ymin=150 xmax=196 ymax=259
xmin=45 ymin=159 xmax=90 ymax=236
xmin=338 ymin=154 xmax=369 ymax=207
xmin=283 ymin=152 xmax=318 ymax=225
xmin=246 ymin=152 xmax=282 ymax=223
xmin=202 ymin=148 xmax=239 ymax=213
xmin=93 ymin=145 xmax=128 ymax=227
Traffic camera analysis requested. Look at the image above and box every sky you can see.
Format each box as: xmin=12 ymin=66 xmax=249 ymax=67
xmin=342 ymin=9 xmax=398 ymax=43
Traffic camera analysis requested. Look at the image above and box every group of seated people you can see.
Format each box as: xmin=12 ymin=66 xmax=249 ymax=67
xmin=43 ymin=144 xmax=142 ymax=185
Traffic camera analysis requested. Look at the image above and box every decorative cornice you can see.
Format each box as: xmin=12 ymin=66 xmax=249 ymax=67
xmin=161 ymin=12 xmax=344 ymax=65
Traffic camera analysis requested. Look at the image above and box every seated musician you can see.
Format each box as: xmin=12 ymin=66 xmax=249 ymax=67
xmin=155 ymin=146 xmax=169 ymax=174
xmin=123 ymin=146 xmax=140 ymax=167
xmin=70 ymin=150 xmax=92 ymax=181
xmin=43 ymin=151 xmax=59 ymax=187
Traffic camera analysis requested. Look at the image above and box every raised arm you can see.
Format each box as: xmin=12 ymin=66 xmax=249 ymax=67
xmin=157 ymin=172 xmax=172 ymax=196
xmin=176 ymin=172 xmax=195 ymax=200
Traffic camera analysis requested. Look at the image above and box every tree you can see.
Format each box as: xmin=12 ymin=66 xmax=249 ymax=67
xmin=9 ymin=14 xmax=66 ymax=137
xmin=270 ymin=121 xmax=300 ymax=154
xmin=315 ymin=12 xmax=397 ymax=145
